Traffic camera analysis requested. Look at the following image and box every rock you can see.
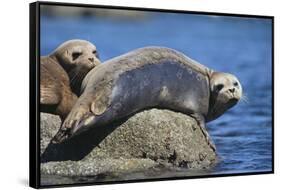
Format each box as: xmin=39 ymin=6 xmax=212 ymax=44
xmin=41 ymin=158 xmax=157 ymax=177
xmin=40 ymin=114 xmax=61 ymax=155
xmin=40 ymin=109 xmax=217 ymax=177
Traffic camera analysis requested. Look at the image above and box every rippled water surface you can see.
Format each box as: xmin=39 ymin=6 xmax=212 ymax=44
xmin=40 ymin=9 xmax=273 ymax=184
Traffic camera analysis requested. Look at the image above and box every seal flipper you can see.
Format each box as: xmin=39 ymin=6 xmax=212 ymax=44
xmin=40 ymin=66 xmax=61 ymax=105
xmin=91 ymin=90 xmax=111 ymax=116
xmin=51 ymin=112 xmax=96 ymax=144
xmin=52 ymin=88 xmax=112 ymax=144
xmin=51 ymin=104 xmax=94 ymax=144
xmin=91 ymin=98 xmax=108 ymax=116
xmin=40 ymin=85 xmax=60 ymax=105
xmin=190 ymin=113 xmax=216 ymax=152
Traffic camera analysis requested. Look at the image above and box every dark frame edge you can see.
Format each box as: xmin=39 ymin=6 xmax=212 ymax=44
xmin=29 ymin=1 xmax=40 ymax=189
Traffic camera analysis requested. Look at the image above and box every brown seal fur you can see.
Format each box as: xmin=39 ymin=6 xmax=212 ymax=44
xmin=52 ymin=46 xmax=242 ymax=151
xmin=40 ymin=40 xmax=101 ymax=121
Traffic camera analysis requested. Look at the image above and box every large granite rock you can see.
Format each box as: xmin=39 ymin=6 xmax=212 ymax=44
xmin=40 ymin=109 xmax=217 ymax=177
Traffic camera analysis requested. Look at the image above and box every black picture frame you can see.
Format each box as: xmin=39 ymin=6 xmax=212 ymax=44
xmin=30 ymin=1 xmax=274 ymax=188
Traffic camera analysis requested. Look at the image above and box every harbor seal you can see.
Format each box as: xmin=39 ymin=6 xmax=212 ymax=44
xmin=40 ymin=39 xmax=101 ymax=121
xmin=52 ymin=47 xmax=242 ymax=150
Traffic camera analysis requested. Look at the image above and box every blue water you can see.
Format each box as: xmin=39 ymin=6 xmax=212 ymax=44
xmin=41 ymin=10 xmax=272 ymax=177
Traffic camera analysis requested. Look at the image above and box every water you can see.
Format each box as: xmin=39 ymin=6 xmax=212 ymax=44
xmin=40 ymin=10 xmax=272 ymax=183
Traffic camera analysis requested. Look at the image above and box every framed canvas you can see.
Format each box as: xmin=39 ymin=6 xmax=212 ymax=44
xmin=29 ymin=1 xmax=274 ymax=188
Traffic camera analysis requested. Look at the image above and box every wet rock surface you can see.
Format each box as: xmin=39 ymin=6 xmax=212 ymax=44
xmin=40 ymin=109 xmax=217 ymax=181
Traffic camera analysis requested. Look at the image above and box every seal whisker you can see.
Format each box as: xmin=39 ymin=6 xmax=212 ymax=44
xmin=74 ymin=72 xmax=86 ymax=91
xmin=70 ymin=68 xmax=87 ymax=88
xmin=70 ymin=70 xmax=80 ymax=85
xmin=241 ymin=94 xmax=249 ymax=104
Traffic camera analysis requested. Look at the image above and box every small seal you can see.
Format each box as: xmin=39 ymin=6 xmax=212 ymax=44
xmin=40 ymin=39 xmax=101 ymax=120
xmin=52 ymin=46 xmax=242 ymax=151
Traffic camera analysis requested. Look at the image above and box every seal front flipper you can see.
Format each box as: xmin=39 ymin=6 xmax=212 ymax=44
xmin=51 ymin=89 xmax=111 ymax=144
xmin=40 ymin=65 xmax=61 ymax=105
xmin=190 ymin=113 xmax=216 ymax=152
xmin=90 ymin=90 xmax=110 ymax=115
xmin=51 ymin=104 xmax=95 ymax=144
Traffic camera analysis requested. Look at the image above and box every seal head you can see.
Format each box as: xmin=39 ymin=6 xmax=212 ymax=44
xmin=207 ymin=72 xmax=242 ymax=122
xmin=50 ymin=39 xmax=101 ymax=95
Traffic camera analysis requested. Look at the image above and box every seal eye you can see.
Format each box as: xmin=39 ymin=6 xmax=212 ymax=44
xmin=72 ymin=52 xmax=82 ymax=61
xmin=234 ymin=82 xmax=238 ymax=86
xmin=215 ymin=84 xmax=224 ymax=92
xmin=93 ymin=50 xmax=99 ymax=59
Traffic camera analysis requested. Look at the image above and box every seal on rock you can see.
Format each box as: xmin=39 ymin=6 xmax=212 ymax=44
xmin=52 ymin=46 xmax=242 ymax=150
xmin=40 ymin=39 xmax=101 ymax=121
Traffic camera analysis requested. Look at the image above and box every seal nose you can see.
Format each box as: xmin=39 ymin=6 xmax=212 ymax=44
xmin=88 ymin=57 xmax=94 ymax=62
xmin=229 ymin=88 xmax=235 ymax=93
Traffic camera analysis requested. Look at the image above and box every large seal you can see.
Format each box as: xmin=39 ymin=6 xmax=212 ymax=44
xmin=40 ymin=39 xmax=101 ymax=121
xmin=52 ymin=47 xmax=242 ymax=150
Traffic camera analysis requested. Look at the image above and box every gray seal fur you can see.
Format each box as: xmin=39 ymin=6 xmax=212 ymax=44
xmin=52 ymin=46 xmax=242 ymax=151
